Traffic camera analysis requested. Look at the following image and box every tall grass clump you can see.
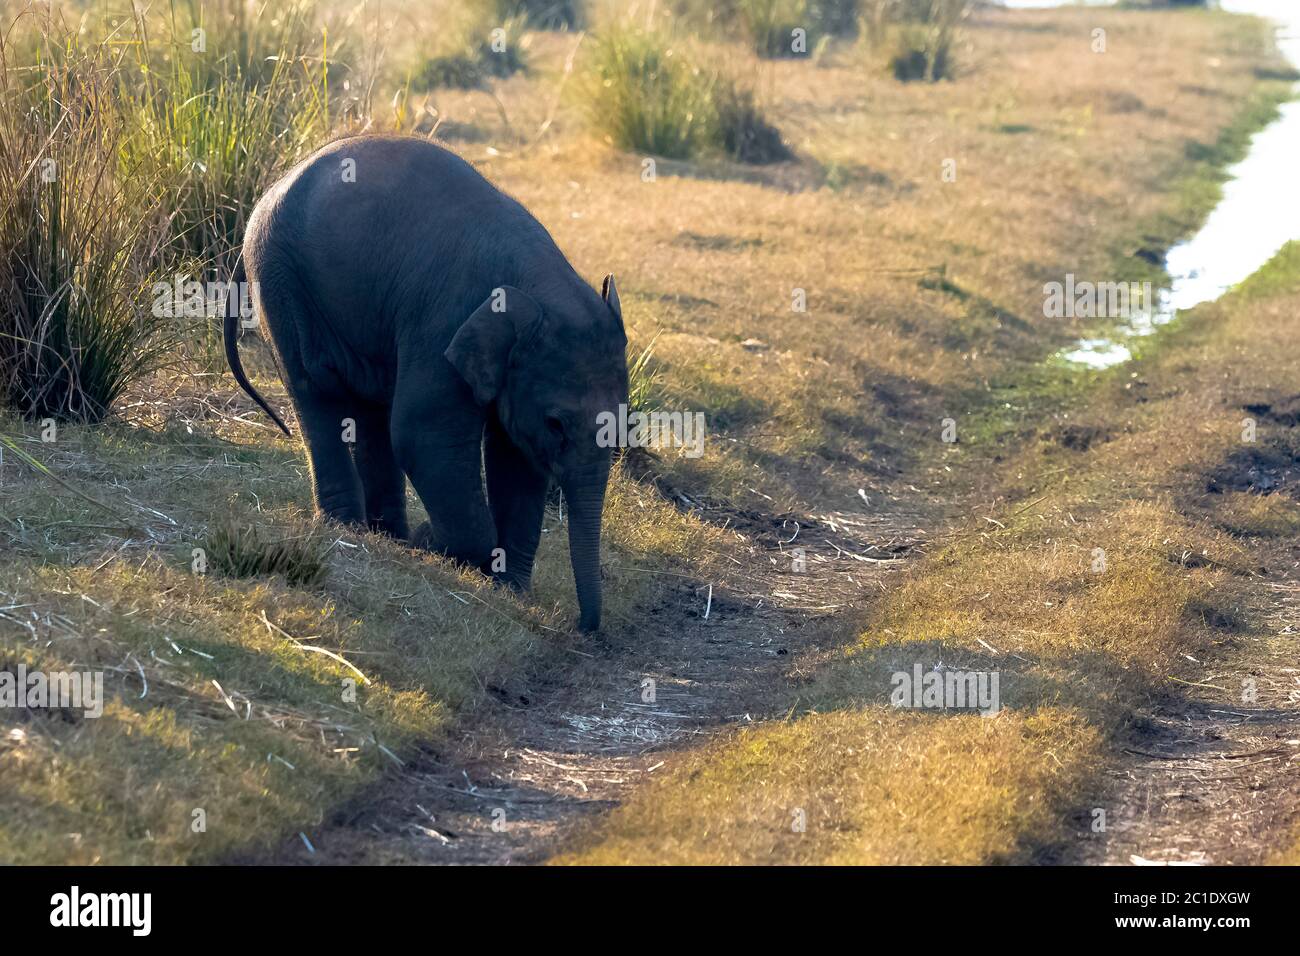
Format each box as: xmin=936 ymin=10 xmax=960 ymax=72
xmin=0 ymin=22 xmax=171 ymax=423
xmin=411 ymin=6 xmax=529 ymax=91
xmin=674 ymin=0 xmax=857 ymax=57
xmin=809 ymin=0 xmax=861 ymax=37
xmin=490 ymin=0 xmax=585 ymax=30
xmin=113 ymin=1 xmax=330 ymax=362
xmin=584 ymin=26 xmax=789 ymax=162
xmin=122 ymin=2 xmax=329 ymax=277
xmin=741 ymin=0 xmax=813 ymax=58
xmin=861 ymin=0 xmax=969 ymax=81
xmin=584 ymin=27 xmax=717 ymax=159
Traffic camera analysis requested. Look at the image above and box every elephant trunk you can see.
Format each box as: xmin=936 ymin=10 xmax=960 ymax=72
xmin=561 ymin=459 xmax=610 ymax=633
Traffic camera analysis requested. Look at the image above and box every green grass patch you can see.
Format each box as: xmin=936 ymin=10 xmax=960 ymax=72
xmin=0 ymin=20 xmax=173 ymax=423
xmin=582 ymin=25 xmax=789 ymax=162
xmin=200 ymin=522 xmax=329 ymax=588
xmin=409 ymin=8 xmax=529 ymax=91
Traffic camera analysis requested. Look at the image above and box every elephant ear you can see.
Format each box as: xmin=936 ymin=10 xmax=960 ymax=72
xmin=445 ymin=286 xmax=542 ymax=405
xmin=601 ymin=273 xmax=622 ymax=324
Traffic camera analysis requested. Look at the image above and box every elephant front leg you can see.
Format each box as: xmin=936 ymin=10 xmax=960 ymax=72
xmin=484 ymin=416 xmax=549 ymax=591
xmin=393 ymin=408 xmax=495 ymax=570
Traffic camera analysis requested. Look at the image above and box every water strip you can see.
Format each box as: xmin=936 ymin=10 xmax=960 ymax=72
xmin=1005 ymin=2 xmax=1300 ymax=368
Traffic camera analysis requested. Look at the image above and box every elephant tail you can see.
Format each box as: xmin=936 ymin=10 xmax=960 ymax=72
xmin=225 ymin=257 xmax=291 ymax=437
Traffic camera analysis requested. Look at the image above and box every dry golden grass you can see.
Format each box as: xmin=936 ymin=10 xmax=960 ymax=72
xmin=445 ymin=5 xmax=1285 ymax=506
xmin=556 ymin=238 xmax=1300 ymax=865
xmin=2 ymin=2 xmax=1291 ymax=863
xmin=555 ymin=707 xmax=1102 ymax=865
xmin=0 ymin=391 xmax=723 ymax=863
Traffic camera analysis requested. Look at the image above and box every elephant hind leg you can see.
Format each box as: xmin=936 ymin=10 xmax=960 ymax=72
xmin=351 ymin=402 xmax=408 ymax=539
xmin=291 ymin=383 xmax=366 ymax=527
xmin=248 ymin=270 xmax=364 ymax=528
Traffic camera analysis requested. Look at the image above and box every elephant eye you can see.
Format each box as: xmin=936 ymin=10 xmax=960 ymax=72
xmin=545 ymin=416 xmax=566 ymax=442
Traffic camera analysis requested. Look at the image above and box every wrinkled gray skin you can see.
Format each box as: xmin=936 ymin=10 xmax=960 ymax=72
xmin=226 ymin=135 xmax=629 ymax=632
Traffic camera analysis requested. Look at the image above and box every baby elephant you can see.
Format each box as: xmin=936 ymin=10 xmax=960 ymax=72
xmin=225 ymin=135 xmax=629 ymax=632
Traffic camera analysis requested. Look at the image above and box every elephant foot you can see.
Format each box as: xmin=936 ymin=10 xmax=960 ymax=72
xmin=409 ymin=520 xmax=434 ymax=551
xmin=367 ymin=515 xmax=410 ymax=540
xmin=490 ymin=569 xmax=530 ymax=593
xmin=409 ymin=521 xmax=502 ymax=584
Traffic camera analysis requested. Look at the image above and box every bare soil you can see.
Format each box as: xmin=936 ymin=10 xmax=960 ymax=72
xmin=260 ymin=473 xmax=1300 ymax=865
xmin=265 ymin=494 xmax=931 ymax=865
xmin=1064 ymin=577 xmax=1300 ymax=866
xmin=263 ymin=427 xmax=1300 ymax=866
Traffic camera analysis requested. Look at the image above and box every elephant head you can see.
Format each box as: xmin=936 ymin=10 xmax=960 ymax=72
xmin=445 ymin=275 xmax=629 ymax=632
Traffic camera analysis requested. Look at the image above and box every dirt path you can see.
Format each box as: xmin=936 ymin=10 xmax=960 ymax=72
xmin=1070 ymin=578 xmax=1300 ymax=866
xmin=271 ymin=498 xmax=930 ymax=864
xmin=1079 ymin=703 xmax=1300 ymax=866
xmin=266 ymin=485 xmax=1300 ymax=866
xmin=261 ymin=427 xmax=1300 ymax=866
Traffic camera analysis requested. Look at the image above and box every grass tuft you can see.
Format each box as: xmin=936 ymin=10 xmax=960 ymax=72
xmin=740 ymin=0 xmax=814 ymax=59
xmin=627 ymin=334 xmax=664 ymax=414
xmin=0 ymin=15 xmax=171 ymax=423
xmin=715 ymin=84 xmax=794 ymax=163
xmin=410 ymin=11 xmax=529 ymax=91
xmin=120 ymin=1 xmax=329 ymax=363
xmin=858 ymin=0 xmax=970 ymax=82
xmin=489 ymin=0 xmax=584 ymax=30
xmin=200 ymin=521 xmax=329 ymax=589
xmin=583 ymin=25 xmax=788 ymax=162
xmin=584 ymin=27 xmax=717 ymax=159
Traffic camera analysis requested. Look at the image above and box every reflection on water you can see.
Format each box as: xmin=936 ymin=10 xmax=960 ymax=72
xmin=1005 ymin=2 xmax=1300 ymax=367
